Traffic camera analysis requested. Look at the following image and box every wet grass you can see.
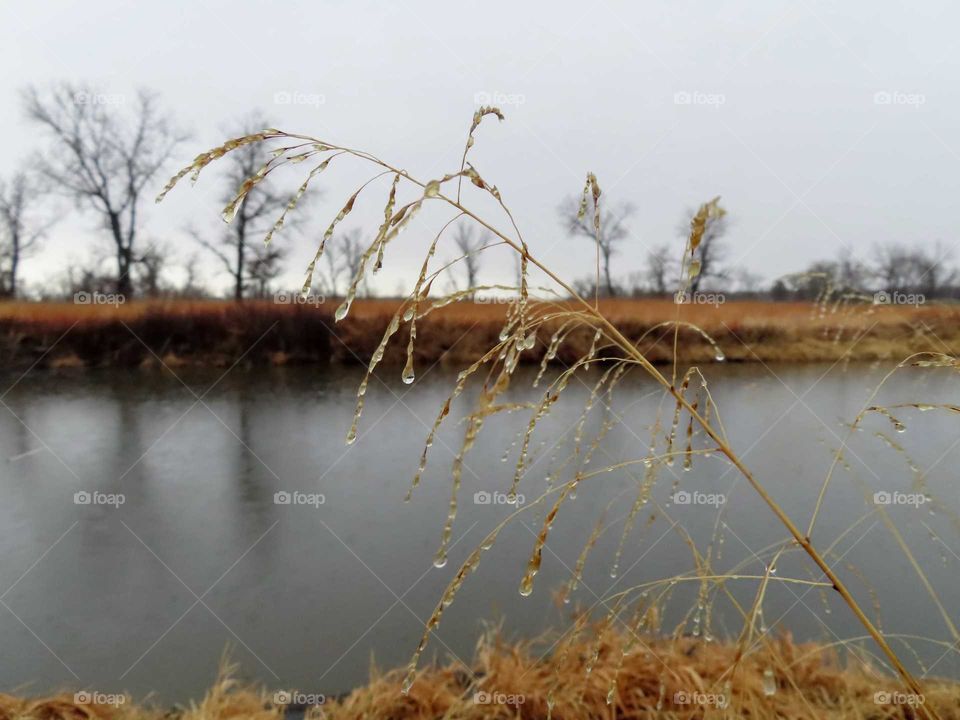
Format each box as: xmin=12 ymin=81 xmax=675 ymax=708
xmin=16 ymin=107 xmax=953 ymax=719
xmin=5 ymin=630 xmax=960 ymax=719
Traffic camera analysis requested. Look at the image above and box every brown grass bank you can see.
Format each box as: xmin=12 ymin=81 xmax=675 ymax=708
xmin=1 ymin=299 xmax=958 ymax=371
xmin=2 ymin=629 xmax=957 ymax=720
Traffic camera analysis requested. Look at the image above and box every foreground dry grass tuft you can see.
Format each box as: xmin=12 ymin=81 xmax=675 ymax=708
xmin=2 ymin=630 xmax=957 ymax=719
xmin=1 ymin=299 xmax=958 ymax=369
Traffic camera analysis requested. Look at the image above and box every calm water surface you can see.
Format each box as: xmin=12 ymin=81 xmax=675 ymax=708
xmin=2 ymin=361 xmax=959 ymax=701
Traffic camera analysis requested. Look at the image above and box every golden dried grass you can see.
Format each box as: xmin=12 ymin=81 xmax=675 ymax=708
xmin=1 ymin=298 xmax=957 ymax=368
xmin=3 ymin=630 xmax=959 ymax=720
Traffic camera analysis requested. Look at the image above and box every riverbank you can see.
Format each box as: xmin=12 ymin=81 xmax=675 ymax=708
xmin=1 ymin=298 xmax=957 ymax=370
xmin=3 ymin=629 xmax=956 ymax=719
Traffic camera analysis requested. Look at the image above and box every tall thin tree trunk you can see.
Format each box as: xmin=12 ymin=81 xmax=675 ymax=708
xmin=9 ymin=232 xmax=19 ymax=298
xmin=235 ymin=213 xmax=246 ymax=301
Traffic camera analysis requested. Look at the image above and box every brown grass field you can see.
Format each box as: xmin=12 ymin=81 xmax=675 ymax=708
xmin=1 ymin=298 xmax=958 ymax=370
xmin=3 ymin=629 xmax=957 ymax=720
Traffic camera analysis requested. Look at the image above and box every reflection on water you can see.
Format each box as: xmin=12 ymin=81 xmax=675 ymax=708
xmin=1 ymin=361 xmax=959 ymax=702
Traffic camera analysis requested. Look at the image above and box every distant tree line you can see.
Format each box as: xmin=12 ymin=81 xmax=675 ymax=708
xmin=559 ymin=193 xmax=960 ymax=302
xmin=2 ymin=82 xmax=957 ymax=303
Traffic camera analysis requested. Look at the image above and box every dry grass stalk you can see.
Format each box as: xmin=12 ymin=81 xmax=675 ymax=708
xmin=157 ymin=110 xmax=960 ymax=720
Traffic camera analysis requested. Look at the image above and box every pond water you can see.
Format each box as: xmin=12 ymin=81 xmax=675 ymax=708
xmin=1 ymin=360 xmax=959 ymax=702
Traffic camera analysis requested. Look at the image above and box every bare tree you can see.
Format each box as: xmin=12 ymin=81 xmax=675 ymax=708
xmin=178 ymin=252 xmax=207 ymax=297
xmin=872 ymin=242 xmax=913 ymax=293
xmin=451 ymin=223 xmax=487 ymax=293
xmin=135 ymin=242 xmax=172 ymax=297
xmin=913 ymin=241 xmax=956 ymax=296
xmin=194 ymin=113 xmax=300 ymax=300
xmin=314 ymin=245 xmax=343 ymax=297
xmin=247 ymin=243 xmax=287 ymax=298
xmin=560 ymin=196 xmax=635 ymax=297
xmin=644 ymin=244 xmax=675 ymax=295
xmin=835 ymin=247 xmax=867 ymax=292
xmin=338 ymin=229 xmax=367 ymax=297
xmin=678 ymin=206 xmax=729 ymax=292
xmin=789 ymin=260 xmax=839 ymax=300
xmin=310 ymin=229 xmax=367 ymax=298
xmin=57 ymin=251 xmax=115 ymax=298
xmin=23 ymin=84 xmax=186 ymax=296
xmin=0 ymin=170 xmax=51 ymax=297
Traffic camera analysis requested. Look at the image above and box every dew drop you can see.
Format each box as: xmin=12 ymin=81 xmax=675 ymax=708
xmin=519 ymin=577 xmax=534 ymax=597
xmin=762 ymin=668 xmax=776 ymax=696
xmin=345 ymin=428 xmax=357 ymax=445
xmin=401 ymin=672 xmax=414 ymax=695
xmin=433 ymin=554 xmax=448 ymax=569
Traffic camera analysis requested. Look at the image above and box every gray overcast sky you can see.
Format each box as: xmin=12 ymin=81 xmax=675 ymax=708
xmin=3 ymin=0 xmax=959 ymax=296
